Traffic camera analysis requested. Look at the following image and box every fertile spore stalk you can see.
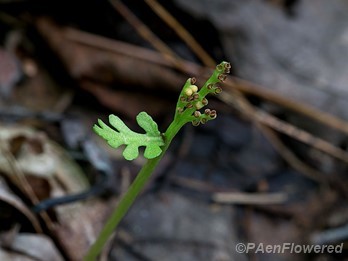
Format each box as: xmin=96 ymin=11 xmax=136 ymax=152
xmin=84 ymin=61 xmax=230 ymax=260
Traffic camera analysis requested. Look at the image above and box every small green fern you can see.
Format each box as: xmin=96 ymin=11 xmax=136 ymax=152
xmin=93 ymin=112 xmax=164 ymax=160
xmin=85 ymin=61 xmax=230 ymax=261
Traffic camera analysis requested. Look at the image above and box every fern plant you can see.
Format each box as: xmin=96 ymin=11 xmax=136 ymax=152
xmin=85 ymin=61 xmax=230 ymax=260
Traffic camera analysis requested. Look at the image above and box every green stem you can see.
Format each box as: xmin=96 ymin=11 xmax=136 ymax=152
xmin=84 ymin=121 xmax=182 ymax=261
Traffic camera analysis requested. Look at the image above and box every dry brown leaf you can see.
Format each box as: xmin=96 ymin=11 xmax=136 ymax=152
xmin=0 ymin=48 xmax=22 ymax=98
xmin=0 ymin=125 xmax=89 ymax=199
xmin=4 ymin=233 xmax=64 ymax=261
xmin=35 ymin=18 xmax=184 ymax=117
xmin=0 ymin=176 xmax=42 ymax=233
xmin=0 ymin=125 xmax=120 ymax=260
xmin=53 ymin=197 xmax=119 ymax=260
xmin=0 ymin=249 xmax=36 ymax=261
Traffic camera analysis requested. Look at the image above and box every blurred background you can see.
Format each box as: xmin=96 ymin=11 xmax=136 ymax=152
xmin=0 ymin=0 xmax=348 ymax=260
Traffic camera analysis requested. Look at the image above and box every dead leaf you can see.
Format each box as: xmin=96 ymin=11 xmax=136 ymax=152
xmin=0 ymin=48 xmax=22 ymax=98
xmin=0 ymin=125 xmax=90 ymax=200
xmin=6 ymin=233 xmax=64 ymax=261
xmin=0 ymin=249 xmax=36 ymax=261
xmin=54 ymin=197 xmax=119 ymax=261
xmin=0 ymin=125 xmax=118 ymax=260
xmin=35 ymin=18 xmax=183 ymax=117
xmin=0 ymin=176 xmax=42 ymax=233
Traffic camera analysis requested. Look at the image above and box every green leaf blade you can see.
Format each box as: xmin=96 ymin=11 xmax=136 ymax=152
xmin=123 ymin=144 xmax=139 ymax=161
xmin=136 ymin=112 xmax=161 ymax=137
xmin=93 ymin=120 xmax=123 ymax=149
xmin=144 ymin=143 xmax=162 ymax=159
xmin=109 ymin=115 xmax=132 ymax=134
xmin=94 ymin=112 xmax=164 ymax=160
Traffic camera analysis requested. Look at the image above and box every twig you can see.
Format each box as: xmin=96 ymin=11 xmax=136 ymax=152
xmin=108 ymin=0 xmax=189 ymax=72
xmin=254 ymin=125 xmax=325 ymax=182
xmin=64 ymin=28 xmax=177 ymax=69
xmin=227 ymin=77 xmax=348 ymax=136
xmin=220 ymin=90 xmax=348 ymax=164
xmin=169 ymin=175 xmax=225 ymax=193
xmin=212 ymin=192 xmax=288 ymax=205
xmin=219 ymin=90 xmax=327 ymax=181
xmin=144 ymin=0 xmax=216 ymax=67
xmin=256 ymin=110 xmax=348 ymax=163
xmin=310 ymin=224 xmax=348 ymax=245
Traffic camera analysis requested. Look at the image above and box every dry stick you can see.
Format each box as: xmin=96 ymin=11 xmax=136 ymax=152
xmin=228 ymin=77 xmax=348 ymax=136
xmin=256 ymin=110 xmax=348 ymax=164
xmin=108 ymin=0 xmax=189 ymax=72
xmin=64 ymin=28 xmax=178 ymax=69
xmin=169 ymin=175 xmax=225 ymax=193
xmin=144 ymin=0 xmax=216 ymax=67
xmin=220 ymin=90 xmax=326 ymax=182
xmin=64 ymin=27 xmax=201 ymax=77
xmin=221 ymin=90 xmax=348 ymax=164
xmin=257 ymin=125 xmax=325 ymax=182
xmin=212 ymin=192 xmax=288 ymax=205
xmin=310 ymin=224 xmax=348 ymax=245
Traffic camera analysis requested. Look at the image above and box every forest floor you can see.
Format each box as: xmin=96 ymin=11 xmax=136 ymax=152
xmin=0 ymin=0 xmax=347 ymax=260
